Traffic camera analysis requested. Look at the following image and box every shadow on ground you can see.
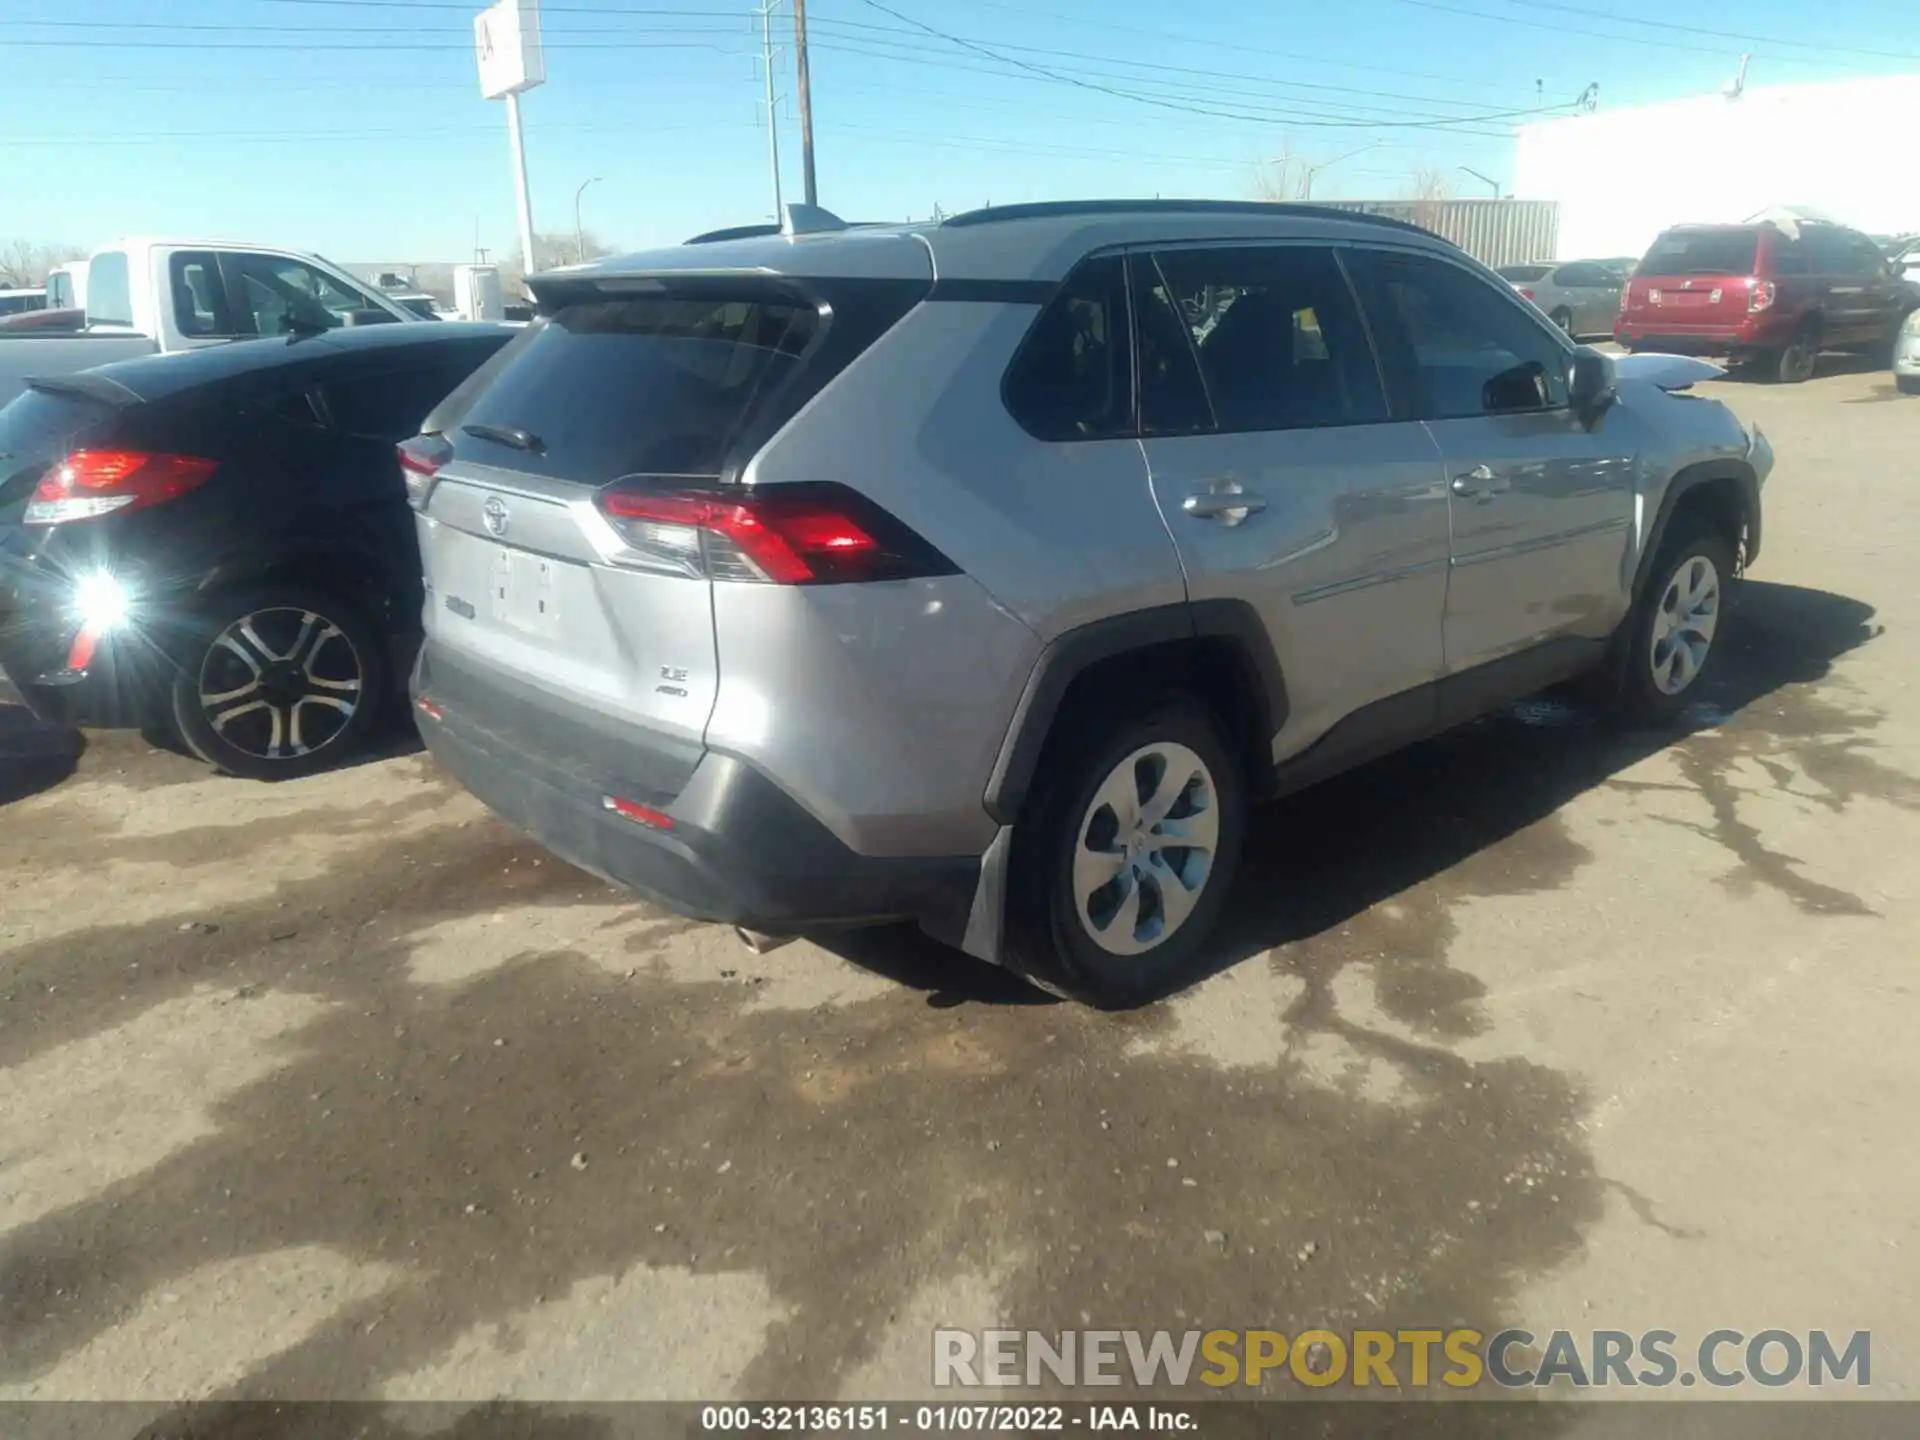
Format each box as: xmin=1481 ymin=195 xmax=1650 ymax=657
xmin=0 ymin=703 xmax=83 ymax=807
xmin=0 ymin=581 xmax=1892 ymax=1435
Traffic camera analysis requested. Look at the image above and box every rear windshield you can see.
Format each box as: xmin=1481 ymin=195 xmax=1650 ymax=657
xmin=1638 ymin=229 xmax=1760 ymax=277
xmin=448 ymin=291 xmax=818 ymax=482
xmin=1496 ymin=265 xmax=1552 ymax=282
xmin=0 ymin=386 xmax=117 ymax=515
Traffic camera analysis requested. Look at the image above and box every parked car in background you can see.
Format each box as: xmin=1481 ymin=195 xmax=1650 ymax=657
xmin=1891 ymin=236 xmax=1920 ymax=285
xmin=1618 ymin=220 xmax=1919 ymax=382
xmin=0 ymin=288 xmax=48 ymax=319
xmin=0 ymin=322 xmax=514 ymax=779
xmin=407 ymin=198 xmax=1769 ymax=1006
xmin=1497 ymin=259 xmax=1626 ymax=338
xmin=1895 ymin=308 xmax=1920 ymax=394
xmin=0 ymin=239 xmax=429 ymax=410
xmin=0 ymin=307 xmax=85 ymax=334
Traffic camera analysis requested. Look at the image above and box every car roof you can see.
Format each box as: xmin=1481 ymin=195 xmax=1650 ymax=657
xmin=562 ymin=200 xmax=1457 ymax=288
xmin=80 ymin=322 xmax=512 ymax=403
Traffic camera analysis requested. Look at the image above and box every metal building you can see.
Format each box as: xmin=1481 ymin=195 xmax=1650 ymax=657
xmin=1313 ymin=198 xmax=1560 ymax=269
xmin=1515 ymin=73 xmax=1920 ymax=262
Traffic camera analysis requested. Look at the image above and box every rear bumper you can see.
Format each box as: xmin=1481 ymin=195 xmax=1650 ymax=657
xmin=1615 ymin=314 xmax=1796 ymax=356
xmin=413 ymin=641 xmax=981 ymax=935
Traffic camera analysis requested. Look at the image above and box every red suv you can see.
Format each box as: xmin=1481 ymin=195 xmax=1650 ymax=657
xmin=1616 ymin=221 xmax=1918 ymax=383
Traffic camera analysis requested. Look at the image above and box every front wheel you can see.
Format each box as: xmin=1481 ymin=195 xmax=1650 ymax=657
xmin=1550 ymin=307 xmax=1574 ymax=336
xmin=1612 ymin=524 xmax=1736 ymax=724
xmin=1009 ymin=700 xmax=1245 ymax=1007
xmin=170 ymin=585 xmax=385 ymax=780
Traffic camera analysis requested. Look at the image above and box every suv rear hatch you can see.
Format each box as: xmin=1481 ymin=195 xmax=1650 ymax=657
xmin=407 ymin=271 xmax=935 ymax=799
xmin=1622 ymin=226 xmax=1768 ymax=331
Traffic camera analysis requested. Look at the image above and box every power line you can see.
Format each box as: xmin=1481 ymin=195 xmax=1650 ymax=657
xmin=1389 ymin=0 xmax=1903 ymax=68
xmin=1430 ymin=0 xmax=1920 ymax=63
xmin=844 ymin=0 xmax=1579 ymax=129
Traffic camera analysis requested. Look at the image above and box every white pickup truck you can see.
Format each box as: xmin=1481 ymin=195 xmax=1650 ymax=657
xmin=0 ymin=237 xmax=425 ymax=409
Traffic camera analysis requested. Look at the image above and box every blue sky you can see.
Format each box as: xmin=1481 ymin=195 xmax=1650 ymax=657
xmin=2 ymin=0 xmax=1912 ymax=263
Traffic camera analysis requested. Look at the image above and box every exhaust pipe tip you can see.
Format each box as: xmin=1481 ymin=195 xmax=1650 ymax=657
xmin=733 ymin=926 xmax=794 ymax=956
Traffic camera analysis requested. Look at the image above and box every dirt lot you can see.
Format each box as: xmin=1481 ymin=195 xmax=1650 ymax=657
xmin=1 ymin=362 xmax=1916 ymax=1423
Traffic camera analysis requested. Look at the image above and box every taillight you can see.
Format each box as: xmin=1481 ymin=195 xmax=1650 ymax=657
xmin=1749 ymin=279 xmax=1777 ymax=313
xmin=1618 ymin=285 xmax=1632 ymax=313
xmin=593 ymin=480 xmax=958 ymax=585
xmin=25 ymin=450 xmax=217 ymax=525
xmin=398 ymin=434 xmax=453 ymax=511
xmin=1518 ymin=288 xmax=1536 ymax=302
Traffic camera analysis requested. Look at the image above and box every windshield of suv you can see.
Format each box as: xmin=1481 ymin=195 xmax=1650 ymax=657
xmin=1639 ymin=229 xmax=1760 ymax=276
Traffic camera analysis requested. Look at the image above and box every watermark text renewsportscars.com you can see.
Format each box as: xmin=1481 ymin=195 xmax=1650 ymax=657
xmin=933 ymin=1327 xmax=1871 ymax=1391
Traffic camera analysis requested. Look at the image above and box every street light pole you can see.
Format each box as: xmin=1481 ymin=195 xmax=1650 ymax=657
xmin=574 ymin=176 xmax=602 ymax=264
xmin=1459 ymin=166 xmax=1503 ymax=197
xmin=1301 ymin=143 xmax=1379 ymax=201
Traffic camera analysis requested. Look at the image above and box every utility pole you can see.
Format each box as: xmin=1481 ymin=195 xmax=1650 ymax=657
xmin=1459 ymin=166 xmax=1502 ymax=197
xmin=792 ymin=0 xmax=818 ymax=206
xmin=756 ymin=0 xmax=785 ymax=220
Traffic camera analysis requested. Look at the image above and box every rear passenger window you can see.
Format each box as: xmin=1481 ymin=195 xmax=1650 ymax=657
xmin=1143 ymin=245 xmax=1386 ymax=434
xmin=170 ymin=252 xmax=232 ymax=337
xmin=1345 ymin=248 xmax=1569 ymax=420
xmin=1003 ymin=255 xmax=1132 ymax=441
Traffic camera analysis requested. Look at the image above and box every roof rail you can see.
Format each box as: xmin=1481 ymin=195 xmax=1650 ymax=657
xmin=940 ymin=198 xmax=1436 ymax=239
xmin=685 ymin=223 xmax=783 ymax=245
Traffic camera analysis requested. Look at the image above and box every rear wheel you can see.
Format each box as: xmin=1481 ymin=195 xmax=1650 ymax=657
xmin=1897 ymin=375 xmax=1920 ymax=396
xmin=1549 ymin=307 xmax=1574 ymax=335
xmin=1769 ymin=324 xmax=1819 ymax=384
xmin=170 ymin=585 xmax=385 ymax=781
xmin=1008 ymin=699 xmax=1245 ymax=1007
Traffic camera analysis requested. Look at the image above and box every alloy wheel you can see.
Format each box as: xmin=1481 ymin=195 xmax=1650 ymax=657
xmin=1649 ymin=554 xmax=1720 ymax=696
xmin=196 ymin=606 xmax=364 ymax=760
xmin=1072 ymin=742 xmax=1219 ymax=956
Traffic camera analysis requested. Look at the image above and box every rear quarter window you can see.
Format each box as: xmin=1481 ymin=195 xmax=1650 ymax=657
xmin=449 ymin=292 xmax=818 ymax=481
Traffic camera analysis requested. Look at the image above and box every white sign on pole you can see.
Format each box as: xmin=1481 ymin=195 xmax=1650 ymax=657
xmin=475 ymin=0 xmax=545 ymax=100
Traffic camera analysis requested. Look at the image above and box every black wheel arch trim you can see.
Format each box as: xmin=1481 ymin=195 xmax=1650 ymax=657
xmin=982 ymin=599 xmax=1288 ymax=825
xmin=1633 ymin=458 xmax=1761 ymax=603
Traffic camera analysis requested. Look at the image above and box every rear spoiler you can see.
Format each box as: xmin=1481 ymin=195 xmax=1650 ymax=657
xmin=24 ymin=372 xmax=141 ymax=406
xmin=1610 ymin=353 xmax=1725 ymax=392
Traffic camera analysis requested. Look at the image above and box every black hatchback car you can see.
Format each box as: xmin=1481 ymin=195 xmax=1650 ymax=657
xmin=0 ymin=322 xmax=514 ymax=778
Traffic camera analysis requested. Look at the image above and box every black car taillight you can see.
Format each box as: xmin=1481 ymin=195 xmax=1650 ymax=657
xmin=398 ymin=433 xmax=453 ymax=511
xmin=594 ymin=480 xmax=958 ymax=585
xmin=24 ymin=450 xmax=218 ymax=525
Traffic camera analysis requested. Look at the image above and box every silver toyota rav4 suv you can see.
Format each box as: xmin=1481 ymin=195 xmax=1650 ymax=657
xmin=401 ymin=200 xmax=1772 ymax=1006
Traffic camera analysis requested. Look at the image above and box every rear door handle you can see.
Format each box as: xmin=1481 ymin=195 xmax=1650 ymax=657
xmin=1182 ymin=484 xmax=1267 ymax=525
xmin=1451 ymin=464 xmax=1508 ymax=501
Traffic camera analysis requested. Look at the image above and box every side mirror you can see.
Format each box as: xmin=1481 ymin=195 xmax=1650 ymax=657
xmin=1482 ymin=359 xmax=1551 ymax=413
xmin=341 ymin=308 xmax=400 ymax=327
xmin=1569 ymin=347 xmax=1616 ymax=422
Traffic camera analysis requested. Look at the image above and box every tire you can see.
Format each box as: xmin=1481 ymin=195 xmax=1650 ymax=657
xmin=1897 ymin=374 xmax=1920 ymax=396
xmin=1550 ymin=307 xmax=1574 ymax=336
xmin=1769 ymin=323 xmax=1819 ymax=384
xmin=1611 ymin=522 xmax=1737 ymax=725
xmin=1006 ymin=699 xmax=1245 ymax=1007
xmin=170 ymin=585 xmax=386 ymax=781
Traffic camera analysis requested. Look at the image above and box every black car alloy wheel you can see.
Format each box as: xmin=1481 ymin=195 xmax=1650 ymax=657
xmin=171 ymin=586 xmax=386 ymax=779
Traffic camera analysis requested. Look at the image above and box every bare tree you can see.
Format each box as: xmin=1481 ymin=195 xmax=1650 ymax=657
xmin=1405 ymin=165 xmax=1452 ymax=232
xmin=1251 ymin=143 xmax=1307 ymax=203
xmin=498 ymin=229 xmax=617 ymax=298
xmin=0 ymin=239 xmax=86 ymax=289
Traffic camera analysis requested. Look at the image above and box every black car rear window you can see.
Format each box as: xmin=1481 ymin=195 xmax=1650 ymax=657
xmin=1639 ymin=229 xmax=1760 ymax=276
xmin=449 ymin=291 xmax=819 ymax=481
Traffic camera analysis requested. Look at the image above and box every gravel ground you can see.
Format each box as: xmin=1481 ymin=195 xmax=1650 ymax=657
xmin=1 ymin=360 xmax=1915 ymax=1428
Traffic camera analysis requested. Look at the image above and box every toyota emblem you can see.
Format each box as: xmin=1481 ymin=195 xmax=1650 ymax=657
xmin=482 ymin=496 xmax=509 ymax=537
